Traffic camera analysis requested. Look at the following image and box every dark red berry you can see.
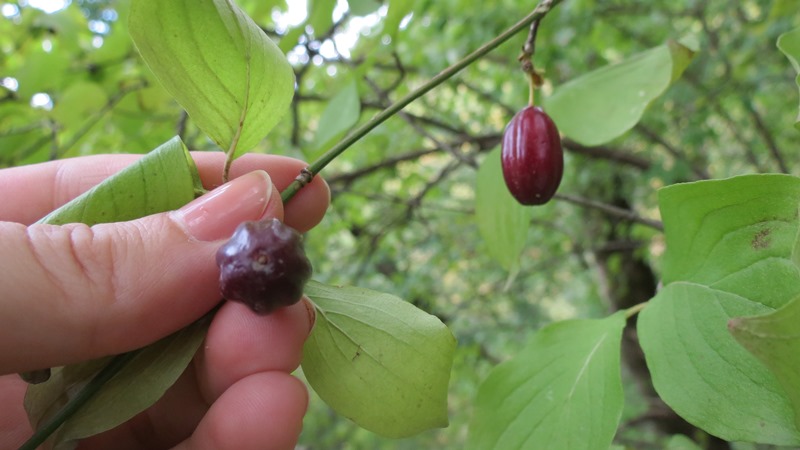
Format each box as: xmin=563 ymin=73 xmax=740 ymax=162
xmin=501 ymin=106 xmax=563 ymax=205
xmin=216 ymin=218 xmax=312 ymax=315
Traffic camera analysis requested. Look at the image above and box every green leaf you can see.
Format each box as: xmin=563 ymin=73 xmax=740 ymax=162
xmin=301 ymin=281 xmax=456 ymax=438
xmin=51 ymin=82 xmax=108 ymax=129
xmin=666 ymin=435 xmax=703 ymax=450
xmin=308 ymin=79 xmax=361 ymax=159
xmin=777 ymin=27 xmax=800 ymax=130
xmin=382 ymin=0 xmax=415 ymax=42
xmin=39 ymin=136 xmax=202 ymax=226
xmin=129 ymin=0 xmax=295 ymax=154
xmin=308 ymin=0 xmax=336 ymax=35
xmin=12 ymin=45 xmax=71 ymax=99
xmin=348 ymin=0 xmax=382 ymax=16
xmin=639 ymin=284 xmax=796 ymax=443
xmin=468 ymin=312 xmax=626 ymax=450
xmin=659 ymin=175 xmax=800 ymax=299
xmin=25 ymin=317 xmax=210 ymax=448
xmin=475 ymin=147 xmax=530 ymax=273
xmin=278 ymin=25 xmax=306 ymax=54
xmin=638 ymin=174 xmax=800 ymax=445
xmin=730 ymin=295 xmax=800 ymax=432
xmin=544 ymin=41 xmax=695 ymax=146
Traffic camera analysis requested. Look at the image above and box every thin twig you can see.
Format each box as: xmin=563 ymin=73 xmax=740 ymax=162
xmin=744 ymin=99 xmax=788 ymax=173
xmin=554 ymin=193 xmax=664 ymax=231
xmin=57 ymin=80 xmax=148 ymax=158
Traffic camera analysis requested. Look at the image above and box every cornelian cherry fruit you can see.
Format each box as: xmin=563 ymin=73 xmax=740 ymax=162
xmin=501 ymin=106 xmax=563 ymax=206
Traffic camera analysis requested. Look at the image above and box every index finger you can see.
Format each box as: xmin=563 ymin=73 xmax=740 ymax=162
xmin=0 ymin=152 xmax=330 ymax=231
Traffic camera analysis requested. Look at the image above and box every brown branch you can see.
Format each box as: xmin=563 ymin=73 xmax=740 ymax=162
xmin=554 ymin=192 xmax=664 ymax=231
xmin=57 ymin=80 xmax=149 ymax=157
xmin=744 ymin=99 xmax=788 ymax=173
xmin=459 ymin=80 xmax=516 ymax=116
xmin=327 ymin=147 xmax=439 ymax=185
xmin=635 ymin=124 xmax=710 ymax=179
xmin=176 ymin=110 xmax=189 ymax=141
xmin=472 ymin=133 xmax=653 ymax=170
xmin=562 ymin=138 xmax=651 ymax=170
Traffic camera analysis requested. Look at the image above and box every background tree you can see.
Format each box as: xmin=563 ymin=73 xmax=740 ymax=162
xmin=2 ymin=0 xmax=799 ymax=448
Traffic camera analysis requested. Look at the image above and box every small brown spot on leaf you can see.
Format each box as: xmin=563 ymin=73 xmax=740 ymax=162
xmin=751 ymin=228 xmax=772 ymax=250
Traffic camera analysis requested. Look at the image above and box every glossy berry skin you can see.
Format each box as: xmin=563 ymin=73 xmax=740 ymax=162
xmin=216 ymin=218 xmax=312 ymax=315
xmin=501 ymin=106 xmax=563 ymax=205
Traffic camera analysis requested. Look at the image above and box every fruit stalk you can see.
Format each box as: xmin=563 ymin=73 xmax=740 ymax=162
xmin=281 ymin=0 xmax=563 ymax=204
xmin=518 ymin=16 xmax=544 ymax=107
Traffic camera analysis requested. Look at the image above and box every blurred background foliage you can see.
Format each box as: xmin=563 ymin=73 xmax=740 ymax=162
xmin=1 ymin=0 xmax=799 ymax=448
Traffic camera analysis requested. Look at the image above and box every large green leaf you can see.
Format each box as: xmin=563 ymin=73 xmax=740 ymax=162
xmin=25 ymin=137 xmax=207 ymax=446
xmin=25 ymin=316 xmax=211 ymax=449
xmin=639 ymin=284 xmax=794 ymax=443
xmin=730 ymin=295 xmax=800 ymax=432
xmin=129 ymin=0 xmax=295 ymax=154
xmin=777 ymin=27 xmax=800 ymax=130
xmin=638 ymin=174 xmax=800 ymax=444
xmin=301 ymin=281 xmax=456 ymax=438
xmin=475 ymin=148 xmax=531 ymax=273
xmin=544 ymin=41 xmax=694 ymax=146
xmin=468 ymin=312 xmax=626 ymax=450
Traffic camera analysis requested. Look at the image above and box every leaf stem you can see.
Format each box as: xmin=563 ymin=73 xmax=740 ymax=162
xmin=281 ymin=0 xmax=562 ymax=203
xmin=223 ymin=51 xmax=253 ymax=183
xmin=624 ymin=302 xmax=648 ymax=319
xmin=18 ymin=351 xmax=139 ymax=450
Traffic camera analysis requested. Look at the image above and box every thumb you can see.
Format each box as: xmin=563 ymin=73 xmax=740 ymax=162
xmin=0 ymin=170 xmax=282 ymax=374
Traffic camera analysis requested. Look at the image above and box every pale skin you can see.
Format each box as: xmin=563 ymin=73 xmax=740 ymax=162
xmin=0 ymin=152 xmax=331 ymax=449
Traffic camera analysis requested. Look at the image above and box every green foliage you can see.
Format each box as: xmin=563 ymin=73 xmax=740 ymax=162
xmin=730 ymin=295 xmax=800 ymax=432
xmin=545 ymin=41 xmax=694 ymax=146
xmin=475 ymin=147 xmax=531 ymax=274
xmin=129 ymin=0 xmax=295 ymax=155
xmin=468 ymin=311 xmax=626 ymax=450
xmin=638 ymin=175 xmax=800 ymax=445
xmin=666 ymin=434 xmax=703 ymax=450
xmin=302 ymin=281 xmax=456 ymax=438
xmin=25 ymin=318 xmax=209 ymax=448
xmin=309 ymin=78 xmax=361 ymax=159
xmin=777 ymin=27 xmax=800 ymax=129
xmin=4 ymin=0 xmax=800 ymax=448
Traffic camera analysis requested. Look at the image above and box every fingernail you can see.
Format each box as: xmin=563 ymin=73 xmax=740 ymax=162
xmin=171 ymin=171 xmax=272 ymax=241
xmin=301 ymin=297 xmax=316 ymax=336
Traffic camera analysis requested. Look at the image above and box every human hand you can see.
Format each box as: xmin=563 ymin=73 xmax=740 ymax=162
xmin=0 ymin=152 xmax=330 ymax=449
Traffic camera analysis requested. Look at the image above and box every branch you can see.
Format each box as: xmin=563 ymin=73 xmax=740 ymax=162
xmin=635 ymin=124 xmax=710 ymax=179
xmin=744 ymin=99 xmax=788 ymax=173
xmin=327 ymin=147 xmax=440 ymax=186
xmin=470 ymin=133 xmax=653 ymax=170
xmin=554 ymin=193 xmax=664 ymax=231
xmin=56 ymin=80 xmax=149 ymax=158
xmin=562 ymin=138 xmax=651 ymax=170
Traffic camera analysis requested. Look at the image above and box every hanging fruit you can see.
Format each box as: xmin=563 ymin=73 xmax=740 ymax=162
xmin=501 ymin=105 xmax=563 ymax=205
